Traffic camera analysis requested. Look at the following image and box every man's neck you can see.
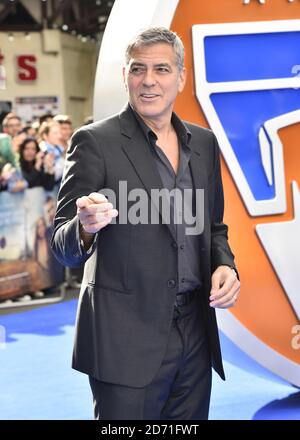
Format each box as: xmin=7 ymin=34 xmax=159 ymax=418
xmin=140 ymin=113 xmax=178 ymax=152
xmin=133 ymin=108 xmax=173 ymax=138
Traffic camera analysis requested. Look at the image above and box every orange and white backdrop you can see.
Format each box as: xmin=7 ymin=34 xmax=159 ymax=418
xmin=94 ymin=0 xmax=300 ymax=386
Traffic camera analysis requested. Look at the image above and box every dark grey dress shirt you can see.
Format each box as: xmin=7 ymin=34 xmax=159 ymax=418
xmin=130 ymin=105 xmax=203 ymax=294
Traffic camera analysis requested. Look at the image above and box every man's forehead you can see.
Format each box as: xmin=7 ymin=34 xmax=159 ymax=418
xmin=128 ymin=43 xmax=177 ymax=64
xmin=8 ymin=118 xmax=21 ymax=124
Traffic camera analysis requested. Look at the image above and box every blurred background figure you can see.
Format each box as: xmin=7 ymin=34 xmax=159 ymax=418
xmin=53 ymin=114 xmax=73 ymax=153
xmin=22 ymin=125 xmax=38 ymax=138
xmin=44 ymin=195 xmax=56 ymax=227
xmin=11 ymin=128 xmax=27 ymax=154
xmin=38 ymin=121 xmax=65 ymax=186
xmin=0 ymin=133 xmax=27 ymax=193
xmin=0 ymin=163 xmax=27 ymax=193
xmin=39 ymin=113 xmax=53 ymax=126
xmin=30 ymin=121 xmax=40 ymax=138
xmin=2 ymin=114 xmax=22 ymax=138
xmin=83 ymin=115 xmax=93 ymax=125
xmin=19 ymin=137 xmax=55 ymax=191
xmin=0 ymin=132 xmax=17 ymax=171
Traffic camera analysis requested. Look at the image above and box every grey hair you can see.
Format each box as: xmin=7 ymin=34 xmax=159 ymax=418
xmin=125 ymin=27 xmax=185 ymax=71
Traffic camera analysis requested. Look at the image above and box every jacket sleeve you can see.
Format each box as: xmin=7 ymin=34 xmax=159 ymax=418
xmin=210 ymin=132 xmax=239 ymax=279
xmin=51 ymin=127 xmax=105 ymax=268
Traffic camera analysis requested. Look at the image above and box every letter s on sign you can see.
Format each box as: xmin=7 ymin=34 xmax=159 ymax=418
xmin=17 ymin=55 xmax=37 ymax=81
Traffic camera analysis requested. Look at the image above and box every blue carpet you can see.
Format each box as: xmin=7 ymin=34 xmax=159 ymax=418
xmin=0 ymin=299 xmax=299 ymax=420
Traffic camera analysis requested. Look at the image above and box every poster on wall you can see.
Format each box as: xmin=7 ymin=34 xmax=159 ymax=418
xmin=0 ymin=187 xmax=64 ymax=300
xmin=14 ymin=96 xmax=60 ymax=123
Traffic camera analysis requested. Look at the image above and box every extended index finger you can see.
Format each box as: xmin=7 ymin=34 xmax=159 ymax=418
xmin=76 ymin=196 xmax=92 ymax=210
xmin=88 ymin=192 xmax=108 ymax=204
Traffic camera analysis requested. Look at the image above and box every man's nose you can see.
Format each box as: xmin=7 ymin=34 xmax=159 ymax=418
xmin=142 ymin=70 xmax=156 ymax=87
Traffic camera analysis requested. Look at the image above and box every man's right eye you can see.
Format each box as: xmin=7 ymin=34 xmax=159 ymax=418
xmin=130 ymin=67 xmax=144 ymax=74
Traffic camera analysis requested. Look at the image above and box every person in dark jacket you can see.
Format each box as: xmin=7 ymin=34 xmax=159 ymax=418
xmin=19 ymin=137 xmax=55 ymax=191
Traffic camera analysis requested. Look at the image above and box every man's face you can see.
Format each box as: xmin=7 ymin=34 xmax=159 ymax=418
xmin=11 ymin=132 xmax=26 ymax=154
xmin=5 ymin=118 xmax=22 ymax=137
xmin=45 ymin=124 xmax=62 ymax=146
xmin=23 ymin=141 xmax=38 ymax=162
xmin=123 ymin=43 xmax=186 ymax=122
xmin=60 ymin=123 xmax=73 ymax=144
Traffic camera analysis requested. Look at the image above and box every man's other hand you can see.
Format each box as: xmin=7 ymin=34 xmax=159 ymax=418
xmin=209 ymin=265 xmax=240 ymax=308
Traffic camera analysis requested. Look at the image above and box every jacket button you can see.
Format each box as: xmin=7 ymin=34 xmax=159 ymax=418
xmin=167 ymin=279 xmax=176 ymax=288
xmin=171 ymin=242 xmax=178 ymax=250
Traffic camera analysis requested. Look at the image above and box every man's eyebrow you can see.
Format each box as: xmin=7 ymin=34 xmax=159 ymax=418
xmin=154 ymin=63 xmax=172 ymax=68
xmin=129 ymin=62 xmax=172 ymax=68
xmin=129 ymin=62 xmax=146 ymax=67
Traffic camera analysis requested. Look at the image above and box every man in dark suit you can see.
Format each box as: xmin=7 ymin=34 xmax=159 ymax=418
xmin=51 ymin=27 xmax=240 ymax=420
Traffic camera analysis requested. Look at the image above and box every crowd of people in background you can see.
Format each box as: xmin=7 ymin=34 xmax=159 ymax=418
xmin=0 ymin=112 xmax=75 ymax=193
xmin=0 ymin=112 xmax=92 ymax=304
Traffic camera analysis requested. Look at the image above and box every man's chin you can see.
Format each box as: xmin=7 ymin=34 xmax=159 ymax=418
xmin=135 ymin=106 xmax=164 ymax=120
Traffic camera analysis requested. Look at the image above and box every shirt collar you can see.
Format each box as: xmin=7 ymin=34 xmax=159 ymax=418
xmin=129 ymin=103 xmax=192 ymax=148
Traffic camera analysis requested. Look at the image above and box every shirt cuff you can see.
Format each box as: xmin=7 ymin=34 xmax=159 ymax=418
xmin=80 ymin=233 xmax=98 ymax=255
xmin=78 ymin=220 xmax=98 ymax=255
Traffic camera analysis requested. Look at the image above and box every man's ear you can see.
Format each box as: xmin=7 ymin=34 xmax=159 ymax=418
xmin=178 ymin=67 xmax=187 ymax=93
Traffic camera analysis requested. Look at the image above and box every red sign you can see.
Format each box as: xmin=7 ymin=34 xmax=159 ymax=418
xmin=17 ymin=55 xmax=37 ymax=81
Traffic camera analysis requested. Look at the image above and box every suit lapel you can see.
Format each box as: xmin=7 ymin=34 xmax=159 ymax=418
xmin=119 ymin=105 xmax=177 ymax=242
xmin=189 ymin=148 xmax=207 ymax=192
xmin=119 ymin=105 xmax=209 ymax=243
